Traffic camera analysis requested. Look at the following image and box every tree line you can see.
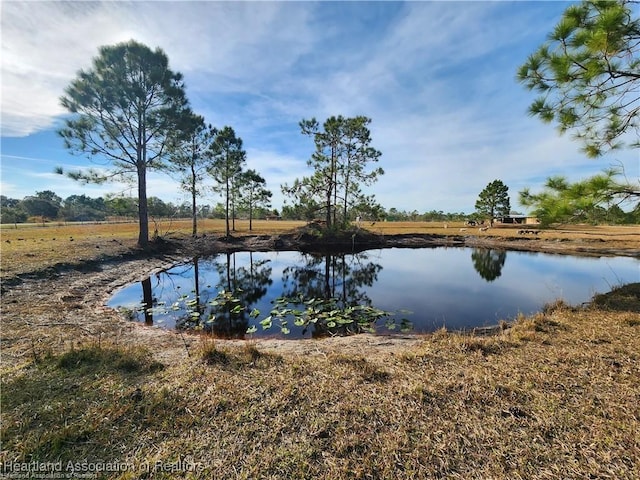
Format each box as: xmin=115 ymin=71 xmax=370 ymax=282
xmin=0 ymin=191 xmax=276 ymax=226
xmin=3 ymin=182 xmax=637 ymax=227
xmin=0 ymin=189 xmax=486 ymax=226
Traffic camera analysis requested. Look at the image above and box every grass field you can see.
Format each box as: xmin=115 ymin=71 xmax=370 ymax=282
xmin=1 ymin=220 xmax=639 ymax=479
xmin=0 ymin=219 xmax=302 ymax=281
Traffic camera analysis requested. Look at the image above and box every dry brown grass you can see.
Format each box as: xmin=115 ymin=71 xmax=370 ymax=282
xmin=0 ymin=219 xmax=305 ymax=280
xmin=0 ymin=222 xmax=139 ymax=280
xmin=1 ymin=220 xmax=639 ymax=479
xmin=2 ymin=304 xmax=639 ymax=479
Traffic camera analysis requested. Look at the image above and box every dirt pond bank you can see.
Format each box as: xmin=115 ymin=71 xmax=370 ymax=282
xmin=1 ymin=230 xmax=638 ymax=372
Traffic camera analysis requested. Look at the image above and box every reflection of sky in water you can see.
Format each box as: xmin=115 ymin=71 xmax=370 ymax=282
xmin=108 ymin=248 xmax=639 ymax=337
xmin=368 ymin=248 xmax=638 ymax=330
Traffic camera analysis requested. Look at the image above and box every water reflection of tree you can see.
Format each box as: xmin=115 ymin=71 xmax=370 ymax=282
xmin=281 ymin=252 xmax=382 ymax=336
xmin=141 ymin=260 xmax=211 ymax=328
xmin=141 ymin=277 xmax=154 ymax=325
xmin=137 ymin=254 xmax=271 ymax=338
xmin=471 ymin=248 xmax=507 ymax=282
xmin=140 ymin=272 xmax=172 ymax=326
xmin=204 ymin=252 xmax=272 ymax=338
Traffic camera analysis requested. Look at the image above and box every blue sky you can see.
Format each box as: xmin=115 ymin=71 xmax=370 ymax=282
xmin=1 ymin=1 xmax=638 ymax=213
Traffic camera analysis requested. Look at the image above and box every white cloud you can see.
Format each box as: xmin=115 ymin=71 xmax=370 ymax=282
xmin=1 ymin=1 xmax=136 ymax=136
xmin=1 ymin=1 xmax=317 ymax=136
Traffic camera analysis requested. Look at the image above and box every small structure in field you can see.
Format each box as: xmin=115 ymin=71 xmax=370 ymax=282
xmin=494 ymin=215 xmax=540 ymax=225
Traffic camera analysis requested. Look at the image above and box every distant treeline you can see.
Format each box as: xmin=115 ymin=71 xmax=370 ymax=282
xmin=0 ymin=192 xmax=459 ymax=224
xmin=0 ymin=190 xmax=472 ymax=225
xmin=2 ymin=191 xmax=636 ymax=226
xmin=0 ymin=191 xmax=275 ymax=225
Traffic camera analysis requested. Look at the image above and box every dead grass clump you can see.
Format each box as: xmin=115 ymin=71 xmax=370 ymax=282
xmin=327 ymin=353 xmax=391 ymax=383
xmin=199 ymin=338 xmax=283 ymax=368
xmin=56 ymin=344 xmax=164 ymax=375
xmin=542 ymin=298 xmax=575 ymax=314
xmin=360 ymin=364 xmax=392 ymax=383
xmin=329 ymin=352 xmax=371 ymax=369
xmin=414 ymin=326 xmax=515 ymax=359
xmin=458 ymin=336 xmax=507 ymax=356
xmin=507 ymin=309 xmax=569 ymax=344
xmin=202 ymin=346 xmax=231 ymax=366
xmin=625 ymin=316 xmax=640 ymax=327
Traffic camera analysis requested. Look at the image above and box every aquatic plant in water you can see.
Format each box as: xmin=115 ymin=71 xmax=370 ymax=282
xmin=119 ymin=284 xmax=412 ymax=337
xmin=247 ymin=295 xmax=413 ymax=337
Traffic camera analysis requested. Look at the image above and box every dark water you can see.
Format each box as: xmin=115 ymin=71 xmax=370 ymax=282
xmin=107 ymin=248 xmax=639 ymax=338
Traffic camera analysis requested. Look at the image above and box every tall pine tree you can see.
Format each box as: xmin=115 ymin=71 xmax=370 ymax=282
xmin=59 ymin=40 xmax=188 ymax=247
xmin=476 ymin=180 xmax=511 ymax=226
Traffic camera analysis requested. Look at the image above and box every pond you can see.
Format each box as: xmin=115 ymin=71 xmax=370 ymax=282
xmin=107 ymin=247 xmax=639 ymax=339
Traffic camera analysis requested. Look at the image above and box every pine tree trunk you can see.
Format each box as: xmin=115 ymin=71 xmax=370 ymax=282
xmin=225 ymin=179 xmax=230 ymax=237
xmin=191 ymin=163 xmax=197 ymax=236
xmin=137 ymin=164 xmax=149 ymax=248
